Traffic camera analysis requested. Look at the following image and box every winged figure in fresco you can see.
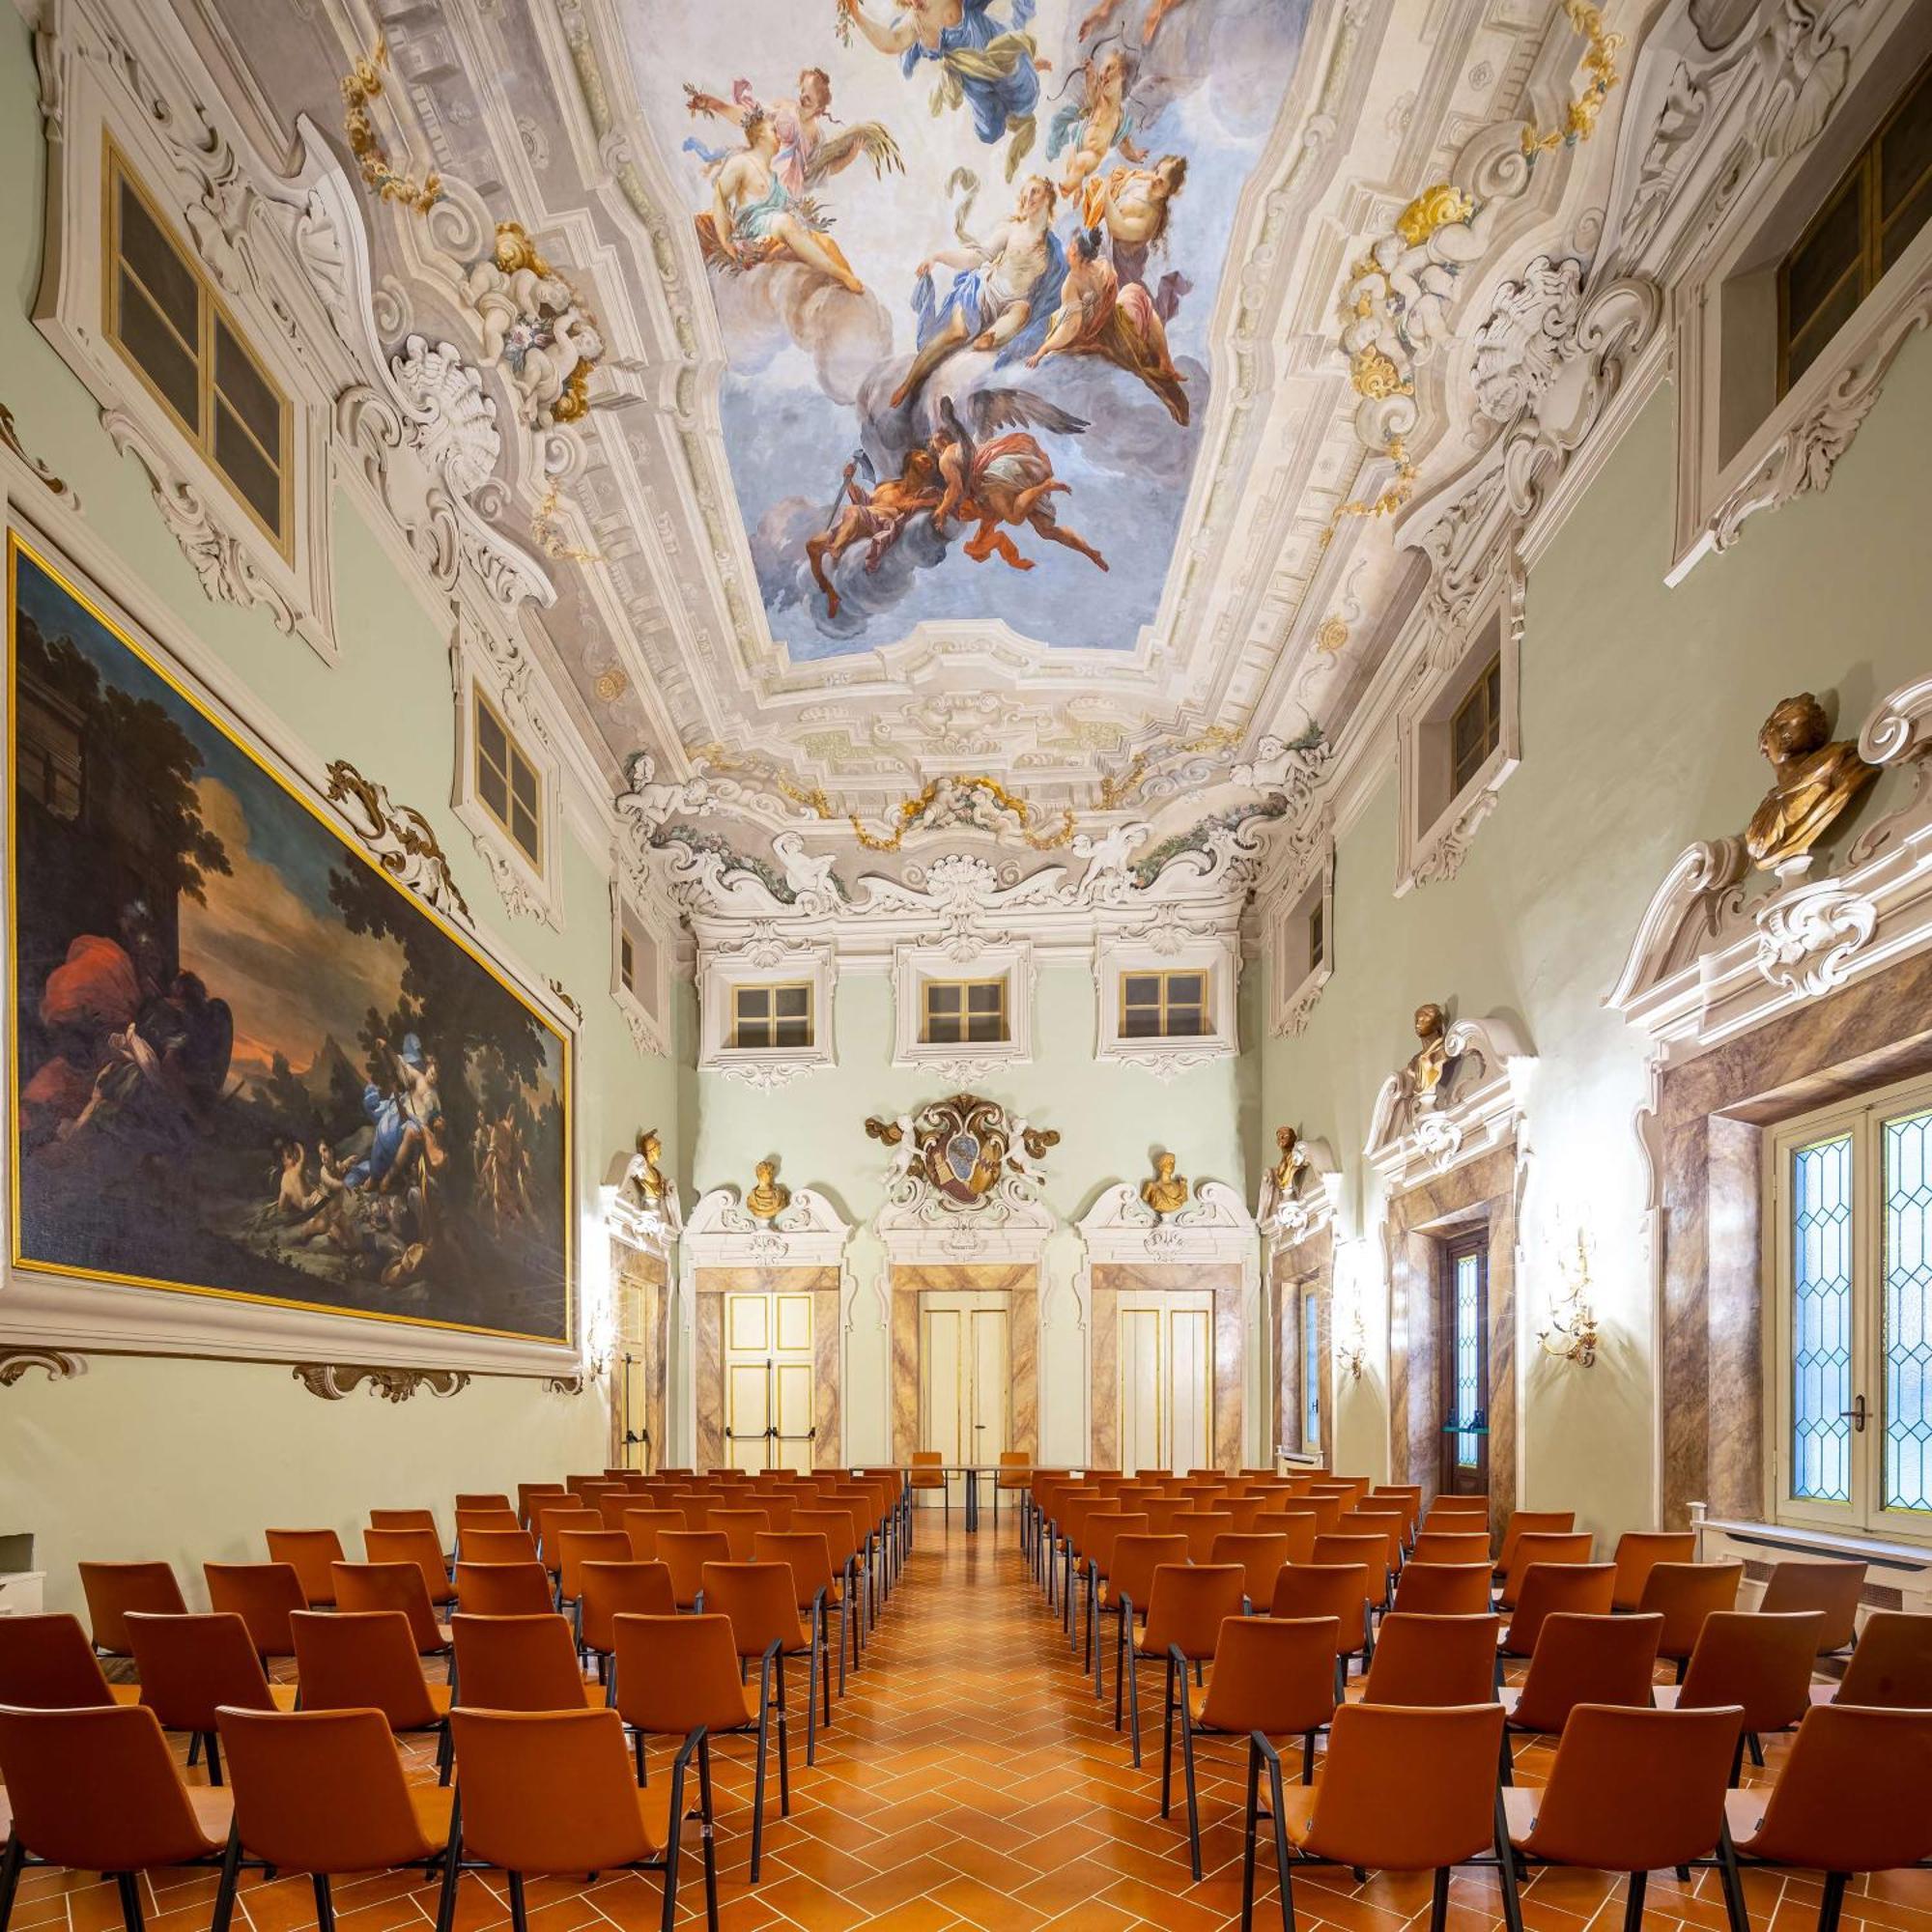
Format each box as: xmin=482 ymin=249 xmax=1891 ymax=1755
xmin=836 ymin=0 xmax=1047 ymax=180
xmin=807 ymin=447 xmax=947 ymax=618
xmin=694 ymin=109 xmax=867 ymax=294
xmin=682 ymin=70 xmax=904 ymax=195
xmin=928 ymin=389 xmax=1108 ymax=576
xmin=1078 ymin=0 xmax=1191 ymax=44
xmin=1045 ymin=44 xmax=1147 ymax=199
xmin=1027 ymin=224 xmax=1187 ymax=423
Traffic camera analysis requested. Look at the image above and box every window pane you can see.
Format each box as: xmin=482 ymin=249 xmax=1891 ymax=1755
xmin=734 ymin=1016 xmax=772 ymax=1048
xmin=1122 ymin=1006 xmax=1159 ymax=1038
xmin=1455 ymin=1252 xmax=1482 ymax=1469
xmin=476 ymin=700 xmax=507 ymax=771
xmin=620 ymin=933 xmax=635 ymax=990
xmin=510 ymin=798 xmax=540 ymax=864
xmin=1166 ymin=1005 xmax=1206 ymax=1037
xmin=775 ymin=984 xmax=809 ymax=1018
xmin=1786 ymin=178 xmax=1864 ymax=335
xmin=118 ymin=183 xmax=199 ymax=342
xmin=1787 ymin=274 xmax=1864 ymax=387
xmin=214 ymin=398 xmax=282 ymax=533
xmin=214 ymin=319 xmax=283 ymax=461
xmin=1308 ymin=901 xmax=1325 ymax=971
xmin=1122 ymin=975 xmax=1160 ymax=1008
xmin=1884 ymin=1108 xmax=1932 ymax=1514
xmin=967 ymin=981 xmax=1003 ymax=1015
xmin=966 ymin=1011 xmax=1004 ymax=1043
xmin=116 ymin=272 xmax=201 ymax=430
xmin=1882 ymin=173 xmax=1932 ymax=274
xmin=476 ymin=753 xmax=508 ymax=822
xmin=509 ymin=753 xmax=539 ymax=819
xmin=776 ymin=1016 xmax=810 ymax=1047
xmin=736 ymin=987 xmax=771 ymax=1021
xmin=1302 ymin=1293 xmax=1321 ymax=1448
xmin=927 ymin=983 xmax=961 ymax=1014
xmin=1791 ymin=1132 xmax=1855 ymax=1504
xmin=1879 ymin=69 xmax=1932 ymax=221
xmin=1166 ymin=974 xmax=1204 ymax=1005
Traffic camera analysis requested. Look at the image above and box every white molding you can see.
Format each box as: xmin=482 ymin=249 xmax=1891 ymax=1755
xmin=1094 ymin=930 xmax=1237 ymax=1079
xmin=609 ymin=876 xmax=672 ymax=1060
xmin=1266 ymin=815 xmax=1335 ymax=1038
xmin=1258 ymin=1137 xmax=1342 ymax=1244
xmin=872 ymin=1094 xmax=1058 ymax=1267
xmin=695 ymin=932 xmax=837 ymax=1087
xmin=1076 ymin=1179 xmax=1258 ymax=1268
xmin=1364 ymin=1012 xmax=1538 ymax=1189
xmin=891 ymin=937 xmax=1035 ymax=1076
xmin=682 ymin=1185 xmax=851 ymax=1272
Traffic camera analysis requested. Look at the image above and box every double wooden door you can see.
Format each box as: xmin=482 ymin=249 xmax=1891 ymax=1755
xmin=723 ymin=1290 xmax=815 ymax=1473
xmin=1117 ymin=1291 xmax=1213 ymax=1476
xmin=920 ymin=1292 xmax=1009 ymax=1503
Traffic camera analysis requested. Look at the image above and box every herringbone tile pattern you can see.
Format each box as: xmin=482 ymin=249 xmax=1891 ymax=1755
xmin=10 ymin=1517 xmax=1932 ymax=1932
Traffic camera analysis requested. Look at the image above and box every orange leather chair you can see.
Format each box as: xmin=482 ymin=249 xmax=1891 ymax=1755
xmin=450 ymin=1613 xmax=602 ymax=1711
xmin=1361 ymin=1612 xmax=1500 ymax=1708
xmin=289 ymin=1608 xmax=451 ymax=1780
xmin=1760 ymin=1558 xmax=1865 ymax=1656
xmin=791 ymin=1510 xmax=866 ymax=1671
xmin=1172 ymin=1615 xmax=1339 ymax=1879
xmin=77 ymin=1562 xmax=185 ymax=1658
xmin=1409 ymin=1530 xmax=1492 ymax=1568
xmin=1638 ymin=1561 xmax=1744 ymax=1681
xmin=1210 ymin=1533 xmax=1293 ymax=1615
xmin=330 ymin=1561 xmax=450 ymax=1656
xmin=1392 ymin=1561 xmax=1493 ymax=1618
xmin=1608 ymin=1529 xmax=1694 ymax=1611
xmin=517 ymin=1483 xmax=570 ymax=1527
xmin=1495 ymin=1532 xmax=1596 ymax=1611
xmin=1726 ymin=1704 xmax=1932 ymax=1917
xmin=657 ymin=1531 xmax=730 ymax=1613
xmin=204 ymin=1562 xmax=306 ymax=1659
xmin=700 ymin=1561 xmax=827 ymax=1765
xmin=1075 ymin=1511 xmax=1150 ymax=1671
xmin=1176 ymin=1511 xmax=1236 ymax=1566
xmin=453 ymin=1509 xmax=522 ymax=1554
xmin=707 ymin=1509 xmax=772 ymax=1563
xmin=532 ymin=1505 xmax=602 ymax=1575
xmin=444 ymin=1707 xmax=715 ymax=1932
xmin=1502 ymin=1702 xmax=1749 ymax=1926
xmin=213 ymin=1706 xmax=454 ymax=1931
xmin=753 ymin=1532 xmax=850 ymax=1699
xmin=620 ymin=1509 xmax=689 ymax=1563
xmin=1494 ymin=1510 xmax=1577 ymax=1577
xmin=455 ymin=1525 xmax=539 ymax=1568
xmin=0 ymin=1614 xmax=142 ymax=1710
xmin=1269 ymin=1564 xmax=1374 ymax=1697
xmin=125 ymin=1611 xmax=293 ymax=1782
xmin=1826 ymin=1609 xmax=1932 ymax=1707
xmin=611 ymin=1613 xmax=782 ymax=1881
xmin=1096 ymin=1532 xmax=1187 ymax=1713
xmin=0 ymin=1703 xmax=231 ymax=1932
xmin=369 ymin=1507 xmax=440 ymax=1537
xmin=1243 ymin=1701 xmax=1509 ymax=1932
xmin=362 ymin=1525 xmax=455 ymax=1609
xmin=1311 ymin=1531 xmax=1392 ymax=1620
xmin=265 ymin=1529 xmax=345 ymax=1608
xmin=556 ymin=1529 xmax=633 ymax=1617
xmin=1131 ymin=1563 xmax=1245 ymax=1774
xmin=579 ymin=1562 xmax=676 ymax=1682
xmin=454 ymin=1492 xmax=513 ymax=1513
xmin=1250 ymin=1513 xmax=1318 ymax=1566
xmin=453 ymin=1561 xmax=555 ymax=1617
xmin=1656 ymin=1609 xmax=1825 ymax=1777
xmin=1497 ymin=1562 xmax=1617 ymax=1663
xmin=1501 ymin=1612 xmax=1662 ymax=1779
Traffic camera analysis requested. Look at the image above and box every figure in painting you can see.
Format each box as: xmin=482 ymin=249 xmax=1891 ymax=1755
xmin=807 ymin=448 xmax=946 ymax=618
xmin=930 ymin=390 xmax=1109 ymax=576
xmin=1047 ymin=45 xmax=1146 ymax=198
xmin=683 ymin=67 xmax=904 ymax=198
xmin=892 ymin=175 xmax=1066 ymax=407
xmin=696 ymin=110 xmax=867 ymax=295
xmin=1744 ymin=692 xmax=1878 ymax=869
xmin=1028 ymin=226 xmax=1187 ymax=423
xmin=1140 ymin=1149 xmax=1190 ymax=1217
xmin=1079 ymin=155 xmax=1189 ymax=302
xmin=1078 ymin=0 xmax=1191 ymax=44
xmin=837 ymin=0 xmax=1045 ymax=179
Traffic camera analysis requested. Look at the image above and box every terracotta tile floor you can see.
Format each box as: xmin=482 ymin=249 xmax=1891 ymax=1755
xmin=11 ymin=1516 xmax=1931 ymax=1932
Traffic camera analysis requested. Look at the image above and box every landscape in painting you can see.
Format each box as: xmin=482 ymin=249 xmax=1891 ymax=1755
xmin=7 ymin=539 xmax=572 ymax=1344
xmin=628 ymin=0 xmax=1307 ymax=658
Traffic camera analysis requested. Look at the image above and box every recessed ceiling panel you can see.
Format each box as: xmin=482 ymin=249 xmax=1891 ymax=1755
xmin=623 ymin=0 xmax=1309 ymax=661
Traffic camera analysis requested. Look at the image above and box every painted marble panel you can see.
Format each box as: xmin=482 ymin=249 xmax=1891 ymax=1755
xmin=1088 ymin=1261 xmax=1243 ymax=1475
xmin=887 ymin=1262 xmax=1037 ymax=1465
xmin=692 ymin=1264 xmax=840 ymax=1471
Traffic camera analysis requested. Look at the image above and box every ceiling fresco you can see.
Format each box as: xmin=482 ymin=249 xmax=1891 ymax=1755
xmin=623 ymin=0 xmax=1309 ymax=661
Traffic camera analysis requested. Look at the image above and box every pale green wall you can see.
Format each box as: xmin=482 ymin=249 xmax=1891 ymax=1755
xmin=689 ymin=963 xmax=1261 ymax=1466
xmin=1261 ymin=337 xmax=1932 ymax=1545
xmin=0 ymin=15 xmax=682 ymax=1612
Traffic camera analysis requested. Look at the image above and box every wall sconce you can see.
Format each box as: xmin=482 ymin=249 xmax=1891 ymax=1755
xmin=1332 ymin=1239 xmax=1370 ymax=1379
xmin=1338 ymin=1301 xmax=1369 ymax=1380
xmin=1537 ymin=1228 xmax=1600 ymax=1367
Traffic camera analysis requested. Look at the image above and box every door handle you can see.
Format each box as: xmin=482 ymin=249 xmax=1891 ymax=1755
xmin=1841 ymin=1395 xmax=1869 ymax=1434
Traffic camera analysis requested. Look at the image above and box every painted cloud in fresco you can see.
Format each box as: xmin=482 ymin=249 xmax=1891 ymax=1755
xmin=631 ymin=0 xmax=1308 ymax=659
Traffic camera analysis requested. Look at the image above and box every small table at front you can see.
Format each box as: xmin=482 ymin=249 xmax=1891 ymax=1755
xmin=900 ymin=1463 xmax=1031 ymax=1533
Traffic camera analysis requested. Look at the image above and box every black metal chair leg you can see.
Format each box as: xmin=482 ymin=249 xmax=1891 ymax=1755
xmin=776 ymin=1658 xmax=791 ymax=1816
xmin=750 ymin=1701 xmax=770 ymax=1882
xmin=1265 ymin=1744 xmax=1294 ymax=1932
xmin=1179 ymin=1691 xmax=1203 ymax=1881
xmin=204 ymin=1732 xmax=223 ymax=1787
xmin=1241 ymin=1738 xmax=1262 ymax=1932
xmin=1431 ymin=1867 xmax=1451 ymax=1932
xmin=505 ymin=1871 xmax=526 ymax=1932
xmin=697 ymin=1735 xmax=720 ymax=1932
xmin=1716 ymin=1826 xmax=1750 ymax=1932
xmin=0 ymin=1834 xmax=22 ymax=1932
xmin=1495 ymin=1794 xmax=1525 ymax=1932
xmin=211 ymin=1823 xmax=242 ymax=1932
xmin=1622 ymin=1869 xmax=1647 ymax=1932
xmin=312 ymin=1874 xmax=335 ymax=1932
xmin=1160 ymin=1655 xmax=1178 ymax=1819
xmin=115 ymin=1872 xmax=145 ymax=1932
xmin=434 ymin=1792 xmax=463 ymax=1932
xmin=1819 ymin=1872 xmax=1849 ymax=1932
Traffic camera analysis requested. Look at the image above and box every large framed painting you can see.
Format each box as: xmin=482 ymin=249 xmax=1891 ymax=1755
xmin=5 ymin=531 xmax=574 ymax=1359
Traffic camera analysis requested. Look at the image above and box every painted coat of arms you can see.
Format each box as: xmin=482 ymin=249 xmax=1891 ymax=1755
xmin=867 ymin=1092 xmax=1056 ymax=1208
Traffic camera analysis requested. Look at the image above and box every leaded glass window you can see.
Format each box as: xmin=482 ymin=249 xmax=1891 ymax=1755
xmin=1301 ymin=1292 xmax=1321 ymax=1451
xmin=1454 ymin=1251 xmax=1482 ymax=1469
xmin=1791 ymin=1132 xmax=1854 ymax=1504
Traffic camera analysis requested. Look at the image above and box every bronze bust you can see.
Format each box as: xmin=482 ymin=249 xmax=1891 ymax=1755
xmin=1404 ymin=1003 xmax=1453 ymax=1118
xmin=1745 ymin=692 xmax=1877 ymax=869
xmin=745 ymin=1157 xmax=790 ymax=1221
xmin=1140 ymin=1150 xmax=1190 ymax=1217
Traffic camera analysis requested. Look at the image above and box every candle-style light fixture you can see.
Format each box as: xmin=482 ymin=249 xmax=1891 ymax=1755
xmin=1538 ymin=1227 xmax=1600 ymax=1366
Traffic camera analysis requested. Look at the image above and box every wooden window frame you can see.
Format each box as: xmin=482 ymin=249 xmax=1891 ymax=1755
xmin=471 ymin=688 xmax=543 ymax=871
xmin=1449 ymin=653 xmax=1503 ymax=798
xmin=921 ymin=975 xmax=1009 ymax=1047
xmin=729 ymin=980 xmax=815 ymax=1052
xmin=1118 ymin=967 xmax=1213 ymax=1041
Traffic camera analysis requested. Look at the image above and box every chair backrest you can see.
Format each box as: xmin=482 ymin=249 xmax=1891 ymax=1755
xmin=458 ymin=1525 xmax=540 ymax=1567
xmin=204 ymin=1562 xmax=306 ymax=1656
xmin=1523 ymin=1703 xmax=1746 ymax=1871
xmin=1300 ymin=1703 xmax=1507 ymax=1869
xmin=657 ymin=1530 xmax=731 ymax=1609
xmin=1496 ymin=1510 xmax=1578 ymax=1575
xmin=708 ymin=1508 xmax=773 ymax=1562
xmin=266 ymin=1529 xmax=346 ymax=1608
xmin=455 ymin=1492 xmax=513 ymax=1513
xmin=1142 ymin=1563 xmax=1246 ymax=1661
xmin=369 ymin=1507 xmax=440 ymax=1537
xmin=289 ymin=1610 xmax=439 ymax=1729
xmin=1636 ymin=1561 xmax=1744 ymax=1660
xmin=1198 ymin=1615 xmax=1339 ymax=1736
xmin=580 ymin=1562 xmax=677 ymax=1652
xmin=611 ymin=1612 xmax=758 ymax=1735
xmin=450 ymin=1612 xmax=588 ymax=1711
xmin=1392 ymin=1562 xmax=1494 ymax=1618
xmin=1678 ymin=1610 xmax=1826 ymax=1731
xmin=518 ymin=1483 xmax=570 ymax=1526
xmin=749 ymin=1492 xmax=796 ymax=1531
xmin=533 ymin=1505 xmax=603 ymax=1568
xmin=753 ymin=1532 xmax=836 ymax=1610
xmin=0 ymin=1702 xmax=218 ymax=1869
xmin=1609 ymin=1530 xmax=1695 ymax=1612
xmin=455 ymin=1509 xmax=524 ymax=1544
xmin=1104 ymin=1533 xmax=1190 ymax=1613
xmin=1141 ymin=1497 xmax=1189 ymax=1535
xmin=1176 ymin=1511 xmax=1236 ymax=1564
xmin=1509 ymin=1613 xmax=1663 ymax=1735
xmin=126 ymin=1611 xmax=276 ymax=1728
xmin=1409 ymin=1531 xmax=1493 ymax=1568
xmin=618 ymin=1509 xmax=687 ymax=1562
xmin=1082 ymin=1511 xmax=1150 ymax=1579
xmin=1759 ymin=1559 xmax=1866 ymax=1653
xmin=77 ymin=1561 xmax=185 ymax=1655
xmin=700 ymin=1561 xmax=804 ymax=1657
xmin=1835 ymin=1610 xmax=1932 ymax=1706
xmin=1362 ymin=1613 xmax=1500 ymax=1706
xmin=216 ymin=1706 xmax=436 ymax=1871
xmin=1500 ymin=1563 xmax=1617 ymax=1656
xmin=361 ymin=1526 xmax=452 ymax=1606
xmin=446 ymin=1708 xmax=654 ymax=1872
xmin=454 ymin=1560 xmax=555 ymax=1617
xmin=1269 ymin=1564 xmax=1372 ymax=1656
xmin=556 ymin=1528 xmax=633 ymax=1602
xmin=329 ymin=1561 xmax=446 ymax=1653
xmin=1340 ymin=1509 xmax=1406 ymax=1572
xmin=1733 ymin=1705 xmax=1932 ymax=1871
xmin=0 ymin=1612 xmax=122 ymax=1707
xmin=1497 ymin=1533 xmax=1597 ymax=1609
xmin=1311 ymin=1532 xmax=1391 ymax=1605
xmin=790 ymin=1509 xmax=862 ymax=1571
xmin=1250 ymin=1513 xmax=1318 ymax=1565
xmin=1209 ymin=1533 xmax=1293 ymax=1608
xmin=997 ymin=1450 xmax=1032 ymax=1489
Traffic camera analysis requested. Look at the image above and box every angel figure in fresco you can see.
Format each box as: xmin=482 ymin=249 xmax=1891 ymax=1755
xmin=696 ymin=109 xmax=867 ymax=294
xmin=836 ymin=0 xmax=1046 ymax=179
xmin=682 ymin=68 xmax=904 ymax=198
xmin=807 ymin=447 xmax=946 ymax=617
xmin=1078 ymin=0 xmax=1191 ymax=45
xmin=1046 ymin=44 xmax=1146 ymax=199
xmin=929 ymin=390 xmax=1109 ymax=576
xmin=1028 ymin=224 xmax=1187 ymax=423
xmin=891 ymin=174 xmax=1066 ymax=408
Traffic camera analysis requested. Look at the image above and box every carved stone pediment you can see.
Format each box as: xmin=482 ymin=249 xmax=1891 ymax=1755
xmin=1259 ymin=1137 xmax=1343 ymax=1242
xmin=1606 ymin=674 xmax=1932 ymax=1058
xmin=1078 ymin=1179 xmax=1257 ymax=1267
xmin=1365 ymin=1013 xmax=1537 ymax=1187
xmin=682 ymin=1185 xmax=849 ymax=1270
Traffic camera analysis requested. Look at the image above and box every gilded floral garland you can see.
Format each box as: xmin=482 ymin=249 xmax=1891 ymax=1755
xmin=340 ymin=40 xmax=441 ymax=215
xmin=1520 ymin=2 xmax=1624 ymax=156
